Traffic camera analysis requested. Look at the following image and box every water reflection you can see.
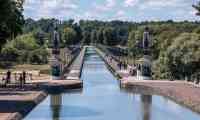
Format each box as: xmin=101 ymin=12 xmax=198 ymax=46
xmin=24 ymin=47 xmax=200 ymax=120
xmin=141 ymin=95 xmax=152 ymax=120
xmin=50 ymin=94 xmax=62 ymax=120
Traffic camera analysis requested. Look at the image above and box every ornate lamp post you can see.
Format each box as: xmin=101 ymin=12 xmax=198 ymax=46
xmin=143 ymin=27 xmax=150 ymax=55
xmin=49 ymin=22 xmax=61 ymax=80
xmin=136 ymin=27 xmax=152 ymax=80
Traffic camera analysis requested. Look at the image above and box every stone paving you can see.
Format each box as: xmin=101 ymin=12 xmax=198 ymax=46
xmin=96 ymin=48 xmax=129 ymax=79
xmin=122 ymin=80 xmax=200 ymax=114
xmin=66 ymin=47 xmax=86 ymax=80
xmin=0 ymin=86 xmax=47 ymax=120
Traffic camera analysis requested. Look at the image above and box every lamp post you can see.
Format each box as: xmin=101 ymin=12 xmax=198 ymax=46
xmin=143 ymin=27 xmax=150 ymax=55
xmin=50 ymin=22 xmax=61 ymax=80
xmin=136 ymin=26 xmax=152 ymax=80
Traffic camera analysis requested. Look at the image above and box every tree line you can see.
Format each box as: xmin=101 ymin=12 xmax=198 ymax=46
xmin=0 ymin=0 xmax=199 ymax=80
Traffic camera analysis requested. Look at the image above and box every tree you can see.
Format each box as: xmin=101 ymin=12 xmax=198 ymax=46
xmin=153 ymin=33 xmax=200 ymax=80
xmin=96 ymin=28 xmax=104 ymax=44
xmin=62 ymin=27 xmax=77 ymax=45
xmin=127 ymin=30 xmax=143 ymax=61
xmin=0 ymin=0 xmax=24 ymax=49
xmin=13 ymin=33 xmax=39 ymax=51
xmin=29 ymin=47 xmax=49 ymax=64
xmin=1 ymin=32 xmax=49 ymax=65
xmin=91 ymin=30 xmax=97 ymax=45
xmin=193 ymin=1 xmax=200 ymax=16
xmin=103 ymin=27 xmax=117 ymax=46
xmin=82 ymin=31 xmax=91 ymax=45
xmin=1 ymin=43 xmax=19 ymax=62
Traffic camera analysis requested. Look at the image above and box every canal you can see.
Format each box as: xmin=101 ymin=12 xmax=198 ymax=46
xmin=24 ymin=47 xmax=200 ymax=120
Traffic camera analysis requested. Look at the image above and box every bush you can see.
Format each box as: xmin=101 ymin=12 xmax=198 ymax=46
xmin=29 ymin=47 xmax=49 ymax=64
xmin=1 ymin=43 xmax=19 ymax=62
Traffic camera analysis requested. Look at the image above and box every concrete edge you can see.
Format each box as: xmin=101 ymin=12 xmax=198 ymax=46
xmin=66 ymin=47 xmax=86 ymax=81
xmin=123 ymin=83 xmax=200 ymax=114
xmin=6 ymin=91 xmax=48 ymax=120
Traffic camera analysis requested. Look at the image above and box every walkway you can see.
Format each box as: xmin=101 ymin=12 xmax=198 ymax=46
xmin=96 ymin=48 xmax=129 ymax=79
xmin=65 ymin=47 xmax=86 ymax=80
xmin=122 ymin=80 xmax=200 ymax=114
xmin=97 ymin=47 xmax=200 ymax=114
xmin=0 ymin=86 xmax=47 ymax=120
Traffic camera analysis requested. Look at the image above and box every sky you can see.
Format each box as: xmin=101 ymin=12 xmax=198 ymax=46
xmin=23 ymin=0 xmax=200 ymax=22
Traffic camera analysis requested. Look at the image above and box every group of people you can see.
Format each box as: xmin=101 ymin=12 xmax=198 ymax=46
xmin=118 ymin=61 xmax=127 ymax=70
xmin=128 ymin=64 xmax=137 ymax=76
xmin=1 ymin=70 xmax=31 ymax=87
xmin=106 ymin=54 xmax=128 ymax=70
xmin=106 ymin=53 xmax=139 ymax=76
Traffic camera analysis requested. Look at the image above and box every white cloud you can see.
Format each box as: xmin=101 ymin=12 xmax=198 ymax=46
xmin=124 ymin=0 xmax=139 ymax=7
xmin=116 ymin=10 xmax=126 ymax=17
xmin=93 ymin=0 xmax=116 ymax=12
xmin=106 ymin=0 xmax=116 ymax=8
xmin=189 ymin=9 xmax=197 ymax=16
xmin=24 ymin=0 xmax=78 ymax=19
xmin=23 ymin=0 xmax=198 ymax=21
xmin=139 ymin=0 xmax=188 ymax=10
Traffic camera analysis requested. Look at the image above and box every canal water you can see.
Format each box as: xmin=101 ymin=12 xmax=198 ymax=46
xmin=24 ymin=47 xmax=200 ymax=120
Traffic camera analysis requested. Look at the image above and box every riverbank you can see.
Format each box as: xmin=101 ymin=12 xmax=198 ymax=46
xmin=97 ymin=47 xmax=200 ymax=114
xmin=0 ymin=85 xmax=47 ymax=120
xmin=0 ymin=80 xmax=83 ymax=120
xmin=122 ymin=80 xmax=200 ymax=114
xmin=0 ymin=47 xmax=86 ymax=120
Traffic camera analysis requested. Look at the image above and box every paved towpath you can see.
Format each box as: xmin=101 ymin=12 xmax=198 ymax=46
xmin=0 ymin=86 xmax=47 ymax=120
xmin=122 ymin=80 xmax=200 ymax=114
xmin=65 ymin=47 xmax=86 ymax=80
xmin=96 ymin=48 xmax=129 ymax=79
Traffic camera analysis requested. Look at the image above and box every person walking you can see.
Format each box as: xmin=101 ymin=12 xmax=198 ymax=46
xmin=19 ymin=74 xmax=23 ymax=88
xmin=22 ymin=71 xmax=26 ymax=85
xmin=6 ymin=70 xmax=11 ymax=84
xmin=14 ymin=73 xmax=17 ymax=82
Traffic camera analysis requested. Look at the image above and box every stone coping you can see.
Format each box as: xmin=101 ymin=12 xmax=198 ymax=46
xmin=122 ymin=80 xmax=200 ymax=114
xmin=0 ymin=79 xmax=83 ymax=120
xmin=0 ymin=89 xmax=47 ymax=120
xmin=66 ymin=47 xmax=86 ymax=80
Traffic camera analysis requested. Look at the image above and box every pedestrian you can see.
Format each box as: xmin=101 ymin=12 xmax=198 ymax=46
xmin=22 ymin=70 xmax=26 ymax=84
xmin=2 ymin=76 xmax=6 ymax=87
xmin=19 ymin=74 xmax=23 ymax=88
xmin=119 ymin=61 xmax=122 ymax=70
xmin=14 ymin=73 xmax=17 ymax=81
xmin=6 ymin=70 xmax=11 ymax=84
xmin=29 ymin=73 xmax=33 ymax=81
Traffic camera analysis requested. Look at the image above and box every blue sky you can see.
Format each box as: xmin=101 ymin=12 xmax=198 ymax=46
xmin=23 ymin=0 xmax=200 ymax=21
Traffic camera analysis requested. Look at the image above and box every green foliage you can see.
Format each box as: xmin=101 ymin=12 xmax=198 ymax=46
xmin=12 ymin=33 xmax=39 ymax=50
xmin=29 ymin=47 xmax=49 ymax=64
xmin=1 ymin=42 xmax=19 ymax=62
xmin=1 ymin=33 xmax=49 ymax=65
xmin=127 ymin=30 xmax=143 ymax=59
xmin=153 ymin=33 xmax=200 ymax=80
xmin=62 ymin=27 xmax=77 ymax=45
xmin=0 ymin=0 xmax=24 ymax=49
xmin=103 ymin=27 xmax=117 ymax=46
